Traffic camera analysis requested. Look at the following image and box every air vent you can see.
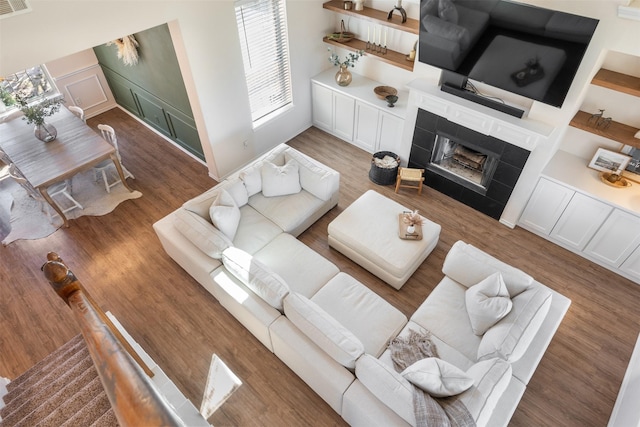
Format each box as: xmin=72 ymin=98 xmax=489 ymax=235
xmin=0 ymin=0 xmax=31 ymax=18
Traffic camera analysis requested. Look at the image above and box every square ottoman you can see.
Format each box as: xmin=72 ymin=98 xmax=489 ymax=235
xmin=328 ymin=190 xmax=441 ymax=289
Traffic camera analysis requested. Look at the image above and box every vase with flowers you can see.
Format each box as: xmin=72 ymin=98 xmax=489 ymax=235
xmin=16 ymin=94 xmax=64 ymax=142
xmin=328 ymin=48 xmax=364 ymax=86
xmin=402 ymin=210 xmax=424 ymax=235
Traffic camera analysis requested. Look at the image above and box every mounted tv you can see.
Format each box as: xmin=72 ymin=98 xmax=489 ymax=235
xmin=419 ymin=0 xmax=599 ymax=115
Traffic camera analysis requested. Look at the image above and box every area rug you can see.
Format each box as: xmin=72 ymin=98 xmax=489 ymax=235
xmin=1 ymin=167 xmax=142 ymax=245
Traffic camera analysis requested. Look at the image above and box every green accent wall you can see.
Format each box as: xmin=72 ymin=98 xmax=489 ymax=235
xmin=94 ymin=23 xmax=203 ymax=160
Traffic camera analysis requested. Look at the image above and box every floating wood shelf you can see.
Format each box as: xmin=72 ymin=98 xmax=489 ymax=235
xmin=323 ymin=0 xmax=419 ymax=34
xmin=570 ymin=110 xmax=640 ymax=148
xmin=324 ymin=37 xmax=414 ymax=72
xmin=592 ymin=69 xmax=640 ymax=97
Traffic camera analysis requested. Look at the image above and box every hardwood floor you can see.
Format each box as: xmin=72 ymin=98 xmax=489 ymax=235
xmin=1 ymin=107 xmax=639 ymax=426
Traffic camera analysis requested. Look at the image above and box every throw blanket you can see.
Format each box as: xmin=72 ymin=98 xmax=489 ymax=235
xmin=389 ymin=329 xmax=476 ymax=427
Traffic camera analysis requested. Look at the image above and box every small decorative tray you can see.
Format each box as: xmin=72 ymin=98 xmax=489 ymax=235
xmin=398 ymin=213 xmax=422 ymax=240
xmin=600 ymin=172 xmax=632 ymax=188
xmin=374 ymin=86 xmax=398 ymax=100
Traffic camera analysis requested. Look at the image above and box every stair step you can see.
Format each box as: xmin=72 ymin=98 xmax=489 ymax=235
xmin=61 ymin=390 xmax=117 ymax=427
xmin=35 ymin=375 xmax=106 ymax=427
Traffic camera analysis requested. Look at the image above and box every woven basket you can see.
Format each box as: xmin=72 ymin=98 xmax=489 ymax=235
xmin=369 ymin=151 xmax=400 ymax=185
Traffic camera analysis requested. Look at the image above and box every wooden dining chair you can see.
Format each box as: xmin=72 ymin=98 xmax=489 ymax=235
xmin=68 ymin=105 xmax=85 ymax=122
xmin=8 ymin=164 xmax=83 ymax=222
xmin=93 ymin=124 xmax=134 ymax=193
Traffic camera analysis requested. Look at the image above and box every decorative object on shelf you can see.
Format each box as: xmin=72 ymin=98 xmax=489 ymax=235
xmin=388 ymin=0 xmax=407 ymax=23
xmin=600 ymin=172 xmax=631 ymax=188
xmin=635 ymin=130 xmax=640 ymax=139
xmin=386 ymin=95 xmax=398 ymax=107
xmin=588 ymin=147 xmax=632 ymax=177
xmin=328 ymin=48 xmax=364 ymax=86
xmin=343 ymin=0 xmax=352 ymax=10
xmin=588 ymin=109 xmax=613 ymax=130
xmin=407 ymin=40 xmax=417 ymax=62
xmin=366 ymin=25 xmax=387 ymax=54
xmin=16 ymin=94 xmax=63 ymax=143
xmin=374 ymin=85 xmax=397 ymax=99
xmin=106 ymin=35 xmax=140 ymax=66
xmin=327 ymin=19 xmax=355 ymax=43
xmin=353 ymin=0 xmax=364 ymax=11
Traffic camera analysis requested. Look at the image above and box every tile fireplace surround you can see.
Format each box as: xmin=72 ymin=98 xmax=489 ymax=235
xmin=402 ymin=79 xmax=554 ymax=224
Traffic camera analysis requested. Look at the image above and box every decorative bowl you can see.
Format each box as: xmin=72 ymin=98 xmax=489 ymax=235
xmin=374 ymin=86 xmax=398 ymax=100
xmin=385 ymin=95 xmax=398 ymax=107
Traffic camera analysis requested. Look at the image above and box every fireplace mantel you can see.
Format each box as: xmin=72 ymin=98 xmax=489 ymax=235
xmin=406 ymin=79 xmax=554 ymax=152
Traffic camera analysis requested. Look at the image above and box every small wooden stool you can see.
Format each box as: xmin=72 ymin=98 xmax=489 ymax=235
xmin=395 ymin=167 xmax=424 ymax=195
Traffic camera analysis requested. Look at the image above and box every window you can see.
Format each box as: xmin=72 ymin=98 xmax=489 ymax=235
xmin=0 ymin=65 xmax=58 ymax=111
xmin=235 ymin=0 xmax=292 ymax=125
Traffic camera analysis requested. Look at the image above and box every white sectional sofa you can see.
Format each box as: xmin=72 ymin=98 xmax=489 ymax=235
xmin=153 ymin=144 xmax=570 ymax=426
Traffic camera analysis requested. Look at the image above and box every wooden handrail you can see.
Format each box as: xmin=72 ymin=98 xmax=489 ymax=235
xmin=42 ymin=252 xmax=184 ymax=427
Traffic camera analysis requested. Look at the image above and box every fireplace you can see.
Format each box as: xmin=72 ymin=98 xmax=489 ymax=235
xmin=428 ymin=133 xmax=499 ymax=195
xmin=409 ymin=108 xmax=530 ymax=219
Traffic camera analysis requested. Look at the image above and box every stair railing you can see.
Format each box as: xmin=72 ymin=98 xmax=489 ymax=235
xmin=42 ymin=252 xmax=184 ymax=427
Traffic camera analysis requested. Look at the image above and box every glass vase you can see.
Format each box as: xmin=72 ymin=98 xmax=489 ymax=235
xmin=335 ymin=65 xmax=352 ymax=87
xmin=34 ymin=122 xmax=57 ymax=142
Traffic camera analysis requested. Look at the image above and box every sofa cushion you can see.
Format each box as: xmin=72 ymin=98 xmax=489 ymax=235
xmin=421 ymin=0 xmax=439 ymax=16
xmin=248 ymin=190 xmax=325 ymax=234
xmin=183 ymin=178 xmax=244 ymax=219
xmin=477 ymin=285 xmax=552 ymax=362
xmin=458 ymin=358 xmax=512 ymax=425
xmin=284 ymin=149 xmax=339 ymax=202
xmin=209 ymin=190 xmax=241 ymax=240
xmin=355 ymin=354 xmax=415 ymax=426
xmin=232 ymin=205 xmax=282 ymax=255
xmin=443 ymin=241 xmax=533 ymax=297
xmin=240 ymin=163 xmax=263 ymax=197
xmin=402 ymin=357 xmax=474 ymax=398
xmin=311 ymin=272 xmax=408 ymax=357
xmin=438 ymin=0 xmax=458 ymax=23
xmin=466 ymin=272 xmax=513 ymax=336
xmin=261 ymin=160 xmax=301 ymax=197
xmin=173 ymin=208 xmax=232 ymax=259
xmin=254 ymin=233 xmax=339 ymax=298
xmin=284 ymin=292 xmax=364 ymax=369
xmin=222 ymin=247 xmax=290 ymax=311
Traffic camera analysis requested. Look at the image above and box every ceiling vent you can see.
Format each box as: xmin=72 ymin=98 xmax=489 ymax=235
xmin=0 ymin=0 xmax=31 ymax=19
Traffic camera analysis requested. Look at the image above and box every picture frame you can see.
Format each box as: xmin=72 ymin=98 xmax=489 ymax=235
xmin=588 ymin=148 xmax=631 ymax=174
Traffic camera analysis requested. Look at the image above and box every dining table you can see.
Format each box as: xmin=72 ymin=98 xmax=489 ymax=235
xmin=0 ymin=106 xmax=134 ymax=227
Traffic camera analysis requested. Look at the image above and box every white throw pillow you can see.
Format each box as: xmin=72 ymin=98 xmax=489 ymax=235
xmin=209 ymin=190 xmax=241 ymax=240
xmin=284 ymin=150 xmax=338 ymax=201
xmin=261 ymin=160 xmax=302 ymax=197
xmin=173 ymin=209 xmax=232 ymax=259
xmin=226 ymin=179 xmax=249 ymax=207
xmin=466 ymin=272 xmax=513 ymax=336
xmin=240 ymin=164 xmax=262 ymax=197
xmin=283 ymin=292 xmax=364 ymax=369
xmin=221 ymin=247 xmax=290 ymax=311
xmin=401 ymin=357 xmax=474 ymax=398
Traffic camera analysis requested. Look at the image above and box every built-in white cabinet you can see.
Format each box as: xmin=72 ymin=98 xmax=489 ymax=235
xmin=518 ymin=158 xmax=640 ymax=284
xmin=550 ymin=193 xmax=612 ymax=251
xmin=311 ymin=69 xmax=407 ymax=155
xmin=518 ymin=178 xmax=574 ymax=235
xmin=584 ymin=210 xmax=640 ymax=268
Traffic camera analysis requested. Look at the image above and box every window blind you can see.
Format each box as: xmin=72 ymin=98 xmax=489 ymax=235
xmin=235 ymin=0 xmax=292 ymax=123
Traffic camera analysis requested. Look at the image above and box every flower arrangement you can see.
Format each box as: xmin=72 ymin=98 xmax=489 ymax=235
xmin=328 ymin=48 xmax=364 ymax=68
xmin=402 ymin=210 xmax=424 ymax=234
xmin=107 ymin=35 xmax=140 ymax=66
xmin=16 ymin=94 xmax=63 ymax=126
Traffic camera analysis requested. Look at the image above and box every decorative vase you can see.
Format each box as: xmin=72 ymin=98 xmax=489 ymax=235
xmin=34 ymin=122 xmax=57 ymax=142
xmin=335 ymin=65 xmax=352 ymax=87
xmin=407 ymin=224 xmax=416 ymax=234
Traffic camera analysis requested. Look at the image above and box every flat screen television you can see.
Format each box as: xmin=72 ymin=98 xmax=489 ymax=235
xmin=418 ymin=0 xmax=599 ymax=114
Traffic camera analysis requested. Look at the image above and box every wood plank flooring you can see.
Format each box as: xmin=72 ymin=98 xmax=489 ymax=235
xmin=1 ymin=107 xmax=639 ymax=426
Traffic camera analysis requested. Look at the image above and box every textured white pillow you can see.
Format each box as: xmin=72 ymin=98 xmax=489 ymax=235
xmin=466 ymin=272 xmax=513 ymax=336
xmin=240 ymin=164 xmax=262 ymax=197
xmin=283 ymin=292 xmax=364 ymax=369
xmin=284 ymin=150 xmax=338 ymax=201
xmin=173 ymin=209 xmax=232 ymax=259
xmin=226 ymin=179 xmax=249 ymax=207
xmin=261 ymin=160 xmax=301 ymax=197
xmin=402 ymin=357 xmax=474 ymax=397
xmin=209 ymin=190 xmax=241 ymax=240
xmin=221 ymin=247 xmax=290 ymax=311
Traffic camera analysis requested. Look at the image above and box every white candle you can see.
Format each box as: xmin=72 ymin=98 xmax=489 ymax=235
xmin=384 ymin=28 xmax=387 ymax=47
xmin=378 ymin=27 xmax=381 ymax=45
xmin=396 ymin=0 xmax=402 ymax=7
xmin=367 ymin=26 xmax=370 ymax=43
